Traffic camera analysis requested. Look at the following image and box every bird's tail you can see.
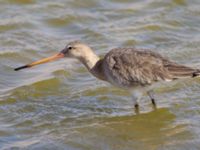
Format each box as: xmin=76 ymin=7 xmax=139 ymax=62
xmin=166 ymin=63 xmax=200 ymax=79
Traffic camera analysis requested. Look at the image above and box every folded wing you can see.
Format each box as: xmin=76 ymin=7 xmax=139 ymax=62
xmin=103 ymin=48 xmax=199 ymax=87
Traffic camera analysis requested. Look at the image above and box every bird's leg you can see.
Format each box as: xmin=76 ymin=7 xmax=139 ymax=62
xmin=131 ymin=90 xmax=143 ymax=113
xmin=147 ymin=90 xmax=156 ymax=107
xmin=132 ymin=97 xmax=139 ymax=110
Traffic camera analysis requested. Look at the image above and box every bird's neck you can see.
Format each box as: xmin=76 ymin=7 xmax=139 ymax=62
xmin=79 ymin=51 xmax=100 ymax=71
xmin=79 ymin=50 xmax=106 ymax=81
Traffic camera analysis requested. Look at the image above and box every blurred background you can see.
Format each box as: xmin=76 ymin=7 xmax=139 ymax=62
xmin=0 ymin=0 xmax=200 ymax=149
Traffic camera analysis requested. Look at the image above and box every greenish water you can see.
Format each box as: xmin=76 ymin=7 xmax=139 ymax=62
xmin=0 ymin=0 xmax=200 ymax=149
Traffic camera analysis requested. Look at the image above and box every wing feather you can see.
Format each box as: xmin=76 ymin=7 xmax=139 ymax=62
xmin=103 ymin=48 xmax=198 ymax=87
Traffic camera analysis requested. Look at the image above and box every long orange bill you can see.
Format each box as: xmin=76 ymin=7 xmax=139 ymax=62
xmin=14 ymin=53 xmax=65 ymax=71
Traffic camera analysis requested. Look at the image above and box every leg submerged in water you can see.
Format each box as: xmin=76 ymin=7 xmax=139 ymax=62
xmin=131 ymin=90 xmax=142 ymax=109
xmin=147 ymin=90 xmax=157 ymax=108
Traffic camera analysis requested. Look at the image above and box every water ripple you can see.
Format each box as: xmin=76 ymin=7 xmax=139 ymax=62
xmin=0 ymin=0 xmax=200 ymax=149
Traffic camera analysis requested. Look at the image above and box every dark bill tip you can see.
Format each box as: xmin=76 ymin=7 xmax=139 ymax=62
xmin=14 ymin=65 xmax=30 ymax=71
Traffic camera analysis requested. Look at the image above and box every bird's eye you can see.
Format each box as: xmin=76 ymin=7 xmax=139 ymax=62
xmin=68 ymin=46 xmax=72 ymax=50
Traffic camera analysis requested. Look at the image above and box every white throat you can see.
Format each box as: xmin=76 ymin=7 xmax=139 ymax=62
xmin=79 ymin=50 xmax=100 ymax=71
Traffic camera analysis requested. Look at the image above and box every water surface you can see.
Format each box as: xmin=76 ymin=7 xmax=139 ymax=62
xmin=0 ymin=0 xmax=200 ymax=149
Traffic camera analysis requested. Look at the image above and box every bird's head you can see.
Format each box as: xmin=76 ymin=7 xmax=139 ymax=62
xmin=61 ymin=41 xmax=92 ymax=59
xmin=14 ymin=41 xmax=92 ymax=71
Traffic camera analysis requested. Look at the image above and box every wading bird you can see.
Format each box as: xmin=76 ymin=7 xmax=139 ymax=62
xmin=15 ymin=41 xmax=200 ymax=109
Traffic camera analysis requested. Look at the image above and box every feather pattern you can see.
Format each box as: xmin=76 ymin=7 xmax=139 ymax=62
xmin=102 ymin=48 xmax=199 ymax=88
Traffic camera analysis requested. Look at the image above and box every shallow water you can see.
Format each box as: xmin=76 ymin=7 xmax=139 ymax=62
xmin=0 ymin=0 xmax=200 ymax=149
